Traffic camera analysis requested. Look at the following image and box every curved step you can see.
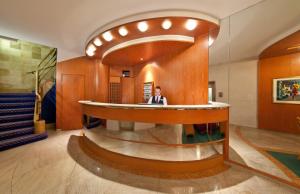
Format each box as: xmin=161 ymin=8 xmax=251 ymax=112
xmin=76 ymin=135 xmax=228 ymax=179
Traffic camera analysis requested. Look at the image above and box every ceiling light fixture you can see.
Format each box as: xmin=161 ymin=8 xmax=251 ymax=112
xmin=93 ymin=38 xmax=102 ymax=46
xmin=102 ymin=31 xmax=113 ymax=42
xmin=118 ymin=26 xmax=128 ymax=36
xmin=162 ymin=19 xmax=172 ymax=30
xmin=86 ymin=44 xmax=96 ymax=57
xmin=86 ymin=50 xmax=95 ymax=57
xmin=137 ymin=21 xmax=148 ymax=32
xmin=185 ymin=19 xmax=198 ymax=31
xmin=208 ymin=37 xmax=214 ymax=46
xmin=87 ymin=44 xmax=96 ymax=52
xmin=140 ymin=58 xmax=144 ymax=61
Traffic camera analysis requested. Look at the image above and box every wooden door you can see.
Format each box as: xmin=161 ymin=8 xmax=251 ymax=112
xmin=62 ymin=75 xmax=85 ymax=130
xmin=121 ymin=77 xmax=135 ymax=104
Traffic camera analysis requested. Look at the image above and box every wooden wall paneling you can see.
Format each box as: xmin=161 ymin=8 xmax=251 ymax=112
xmin=109 ymin=64 xmax=134 ymax=77
xmin=56 ymin=56 xmax=97 ymax=130
xmin=133 ymin=34 xmax=209 ymax=105
xmin=95 ymin=61 xmax=109 ymax=102
xmin=258 ymin=52 xmax=300 ymax=134
xmin=61 ymin=74 xmax=85 ymax=130
xmin=103 ymin=41 xmax=193 ymax=66
xmin=121 ymin=77 xmax=135 ymax=104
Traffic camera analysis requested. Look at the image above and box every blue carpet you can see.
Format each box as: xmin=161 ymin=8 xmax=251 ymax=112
xmin=0 ymin=93 xmax=47 ymax=151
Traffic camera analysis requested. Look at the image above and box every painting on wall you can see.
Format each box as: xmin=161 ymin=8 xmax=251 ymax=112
xmin=273 ymin=77 xmax=300 ymax=104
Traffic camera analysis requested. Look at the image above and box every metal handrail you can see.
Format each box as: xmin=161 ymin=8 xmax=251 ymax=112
xmin=34 ymin=48 xmax=57 ymax=122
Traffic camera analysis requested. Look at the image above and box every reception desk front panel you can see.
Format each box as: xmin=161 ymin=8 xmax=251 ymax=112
xmin=79 ymin=101 xmax=229 ymax=124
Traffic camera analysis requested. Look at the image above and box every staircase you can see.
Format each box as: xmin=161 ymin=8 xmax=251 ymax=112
xmin=0 ymin=93 xmax=48 ymax=151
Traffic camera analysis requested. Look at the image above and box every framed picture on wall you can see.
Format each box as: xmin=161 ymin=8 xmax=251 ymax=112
xmin=273 ymin=77 xmax=300 ymax=104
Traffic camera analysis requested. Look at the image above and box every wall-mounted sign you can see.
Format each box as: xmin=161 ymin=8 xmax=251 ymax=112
xmin=143 ymin=82 xmax=154 ymax=102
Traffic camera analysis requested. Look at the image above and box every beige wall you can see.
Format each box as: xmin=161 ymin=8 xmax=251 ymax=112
xmin=0 ymin=38 xmax=52 ymax=92
xmin=209 ymin=60 xmax=258 ymax=128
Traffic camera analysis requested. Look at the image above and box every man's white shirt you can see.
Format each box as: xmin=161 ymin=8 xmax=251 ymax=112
xmin=147 ymin=95 xmax=168 ymax=105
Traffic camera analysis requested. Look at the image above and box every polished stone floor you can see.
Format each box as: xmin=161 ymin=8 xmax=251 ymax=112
xmin=0 ymin=126 xmax=299 ymax=193
xmin=84 ymin=126 xmax=221 ymax=161
xmin=230 ymin=125 xmax=300 ymax=184
xmin=230 ymin=126 xmax=300 ymax=182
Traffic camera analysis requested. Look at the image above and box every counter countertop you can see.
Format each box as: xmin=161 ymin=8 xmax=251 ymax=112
xmin=79 ymin=101 xmax=230 ymax=110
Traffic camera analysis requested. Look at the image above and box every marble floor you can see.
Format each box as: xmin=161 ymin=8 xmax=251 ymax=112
xmin=229 ymin=125 xmax=300 ymax=184
xmin=84 ymin=126 xmax=221 ymax=161
xmin=0 ymin=127 xmax=299 ymax=193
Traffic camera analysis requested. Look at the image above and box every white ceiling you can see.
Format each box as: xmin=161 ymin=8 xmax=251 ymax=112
xmin=209 ymin=0 xmax=300 ymax=65
xmin=0 ymin=0 xmax=299 ymax=64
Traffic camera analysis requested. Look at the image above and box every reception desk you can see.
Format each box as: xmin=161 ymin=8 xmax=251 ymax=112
xmin=78 ymin=101 xmax=230 ymax=178
xmin=79 ymin=101 xmax=229 ymax=123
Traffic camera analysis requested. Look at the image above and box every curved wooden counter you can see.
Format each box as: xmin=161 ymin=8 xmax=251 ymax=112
xmin=79 ymin=101 xmax=230 ymax=159
xmin=79 ymin=101 xmax=229 ymax=124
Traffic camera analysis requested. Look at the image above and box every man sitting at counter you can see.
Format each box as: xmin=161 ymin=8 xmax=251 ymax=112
xmin=147 ymin=86 xmax=168 ymax=105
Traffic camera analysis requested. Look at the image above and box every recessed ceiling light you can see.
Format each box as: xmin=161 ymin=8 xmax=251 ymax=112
xmin=137 ymin=21 xmax=148 ymax=32
xmin=140 ymin=58 xmax=144 ymax=61
xmin=87 ymin=44 xmax=96 ymax=52
xmin=118 ymin=26 xmax=128 ymax=36
xmin=162 ymin=19 xmax=172 ymax=30
xmin=93 ymin=38 xmax=102 ymax=46
xmin=185 ymin=19 xmax=198 ymax=31
xmin=86 ymin=49 xmax=95 ymax=57
xmin=102 ymin=31 xmax=113 ymax=41
xmin=208 ymin=37 xmax=214 ymax=46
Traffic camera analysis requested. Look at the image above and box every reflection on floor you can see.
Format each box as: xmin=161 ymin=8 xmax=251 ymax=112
xmin=0 ymin=127 xmax=299 ymax=193
xmin=230 ymin=125 xmax=300 ymax=185
xmin=84 ymin=126 xmax=222 ymax=161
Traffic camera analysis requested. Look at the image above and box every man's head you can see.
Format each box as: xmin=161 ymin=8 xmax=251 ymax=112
xmin=155 ymin=86 xmax=161 ymax=96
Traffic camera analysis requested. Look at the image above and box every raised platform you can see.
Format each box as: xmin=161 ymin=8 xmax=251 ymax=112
xmin=77 ymin=101 xmax=230 ymax=178
xmin=76 ymin=129 xmax=229 ymax=179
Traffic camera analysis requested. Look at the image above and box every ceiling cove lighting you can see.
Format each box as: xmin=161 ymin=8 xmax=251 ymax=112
xmin=102 ymin=31 xmax=113 ymax=41
xmin=185 ymin=19 xmax=198 ymax=31
xmin=93 ymin=38 xmax=102 ymax=46
xmin=287 ymin=44 xmax=300 ymax=50
xmin=137 ymin=21 xmax=148 ymax=32
xmin=162 ymin=19 xmax=172 ymax=30
xmin=118 ymin=26 xmax=128 ymax=36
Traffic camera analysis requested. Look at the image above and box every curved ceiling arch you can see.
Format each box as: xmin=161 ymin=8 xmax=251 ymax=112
xmin=258 ymin=24 xmax=300 ymax=57
xmin=85 ymin=9 xmax=220 ymax=47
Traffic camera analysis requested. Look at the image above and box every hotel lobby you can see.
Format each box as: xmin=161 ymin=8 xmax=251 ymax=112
xmin=0 ymin=0 xmax=300 ymax=193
